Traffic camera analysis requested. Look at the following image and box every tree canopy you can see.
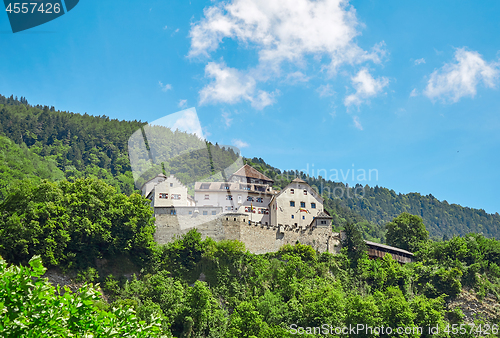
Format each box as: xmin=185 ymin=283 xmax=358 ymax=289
xmin=386 ymin=212 xmax=429 ymax=252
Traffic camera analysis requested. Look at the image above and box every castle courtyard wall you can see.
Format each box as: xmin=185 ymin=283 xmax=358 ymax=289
xmin=154 ymin=209 xmax=340 ymax=255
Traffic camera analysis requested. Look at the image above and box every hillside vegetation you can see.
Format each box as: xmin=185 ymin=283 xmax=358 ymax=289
xmin=1 ymin=178 xmax=500 ymax=336
xmin=1 ymin=93 xmax=500 ymax=241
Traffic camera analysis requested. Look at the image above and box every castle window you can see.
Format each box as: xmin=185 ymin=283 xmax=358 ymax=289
xmin=302 ymin=216 xmax=305 ymax=220
xmin=304 ymin=189 xmax=307 ymax=195
xmin=172 ymin=194 xmax=181 ymax=200
xmin=170 ymin=183 xmax=173 ymax=187
xmin=203 ymin=211 xmax=208 ymax=215
xmin=240 ymin=184 xmax=251 ymax=190
xmin=321 ymin=220 xmax=327 ymax=225
xmin=212 ymin=211 xmax=216 ymax=215
xmin=220 ymin=184 xmax=231 ymax=190
xmin=226 ymin=195 xmax=233 ymax=200
xmin=247 ymin=196 xmax=253 ymax=202
xmin=311 ymin=203 xmax=316 ymax=209
xmin=290 ymin=201 xmax=295 ymax=207
xmin=201 ymin=183 xmax=210 ymax=189
xmin=290 ymin=189 xmax=294 ymax=194
xmin=225 ymin=206 xmax=233 ymax=211
xmin=159 ymin=193 xmax=168 ymax=199
xmin=189 ymin=211 xmax=192 ymax=215
xmin=291 ymin=215 xmax=294 ymax=219
xmin=256 ymin=197 xmax=263 ymax=203
xmin=205 ymin=194 xmax=209 ymax=200
xmin=170 ymin=209 xmax=176 ymax=215
xmin=300 ymin=202 xmax=306 ymax=208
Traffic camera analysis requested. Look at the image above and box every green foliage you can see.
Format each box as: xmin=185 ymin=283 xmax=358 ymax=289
xmin=386 ymin=212 xmax=429 ymax=251
xmin=0 ymin=255 xmax=162 ymax=337
xmin=0 ymin=135 xmax=64 ymax=199
xmin=75 ymin=266 xmax=100 ymax=284
xmin=0 ymin=178 xmax=156 ymax=269
xmin=3 ymin=225 xmax=500 ymax=337
xmin=342 ymin=222 xmax=367 ymax=268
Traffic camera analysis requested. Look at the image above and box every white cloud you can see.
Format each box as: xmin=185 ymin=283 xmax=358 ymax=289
xmin=163 ymin=25 xmax=168 ymax=30
xmin=353 ymin=116 xmax=363 ymax=130
xmin=178 ymin=99 xmax=188 ymax=108
xmin=189 ymin=0 xmax=384 ymax=70
xmin=190 ymin=0 xmax=386 ymax=108
xmin=199 ymin=62 xmax=275 ymax=109
xmin=424 ymin=48 xmax=499 ymax=103
xmin=317 ymin=84 xmax=335 ymax=97
xmin=285 ymin=71 xmax=309 ymax=84
xmin=232 ymin=139 xmax=249 ymax=148
xmin=221 ymin=111 xmax=233 ymax=127
xmin=414 ymin=58 xmax=425 ymax=65
xmin=410 ymin=88 xmax=418 ymax=97
xmin=159 ymin=81 xmax=172 ymax=92
xmin=344 ymin=68 xmax=389 ymax=106
xmin=171 ymin=28 xmax=180 ymax=37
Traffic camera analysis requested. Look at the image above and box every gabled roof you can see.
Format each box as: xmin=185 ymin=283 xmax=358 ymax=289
xmin=315 ymin=211 xmax=332 ymax=219
xmin=140 ymin=173 xmax=167 ymax=189
xmin=230 ymin=164 xmax=274 ymax=182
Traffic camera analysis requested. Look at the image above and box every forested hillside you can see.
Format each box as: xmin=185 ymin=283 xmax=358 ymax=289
xmin=244 ymin=158 xmax=500 ymax=240
xmin=1 ymin=93 xmax=499 ymax=241
xmin=1 ymin=94 xmax=500 ymax=335
xmin=1 ymin=177 xmax=500 ymax=337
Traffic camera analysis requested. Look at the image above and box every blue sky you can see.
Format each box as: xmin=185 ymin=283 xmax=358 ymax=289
xmin=1 ymin=0 xmax=500 ymax=214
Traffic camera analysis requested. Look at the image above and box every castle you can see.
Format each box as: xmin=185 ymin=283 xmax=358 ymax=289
xmin=141 ymin=164 xmax=342 ymax=254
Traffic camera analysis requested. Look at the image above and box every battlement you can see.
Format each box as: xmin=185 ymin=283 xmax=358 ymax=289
xmin=154 ymin=210 xmax=341 ymax=255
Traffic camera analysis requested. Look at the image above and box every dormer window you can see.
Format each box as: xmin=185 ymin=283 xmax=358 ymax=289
xmin=220 ymin=184 xmax=231 ymax=190
xmin=201 ymin=183 xmax=210 ymax=189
